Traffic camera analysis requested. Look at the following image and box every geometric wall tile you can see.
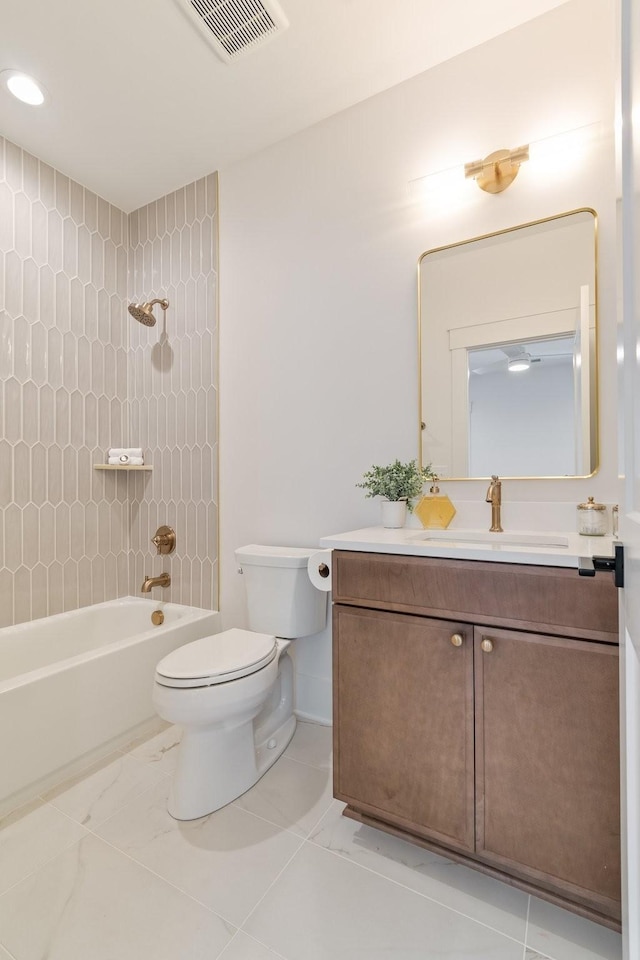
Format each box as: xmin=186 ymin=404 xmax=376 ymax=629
xmin=0 ymin=134 xmax=218 ymax=624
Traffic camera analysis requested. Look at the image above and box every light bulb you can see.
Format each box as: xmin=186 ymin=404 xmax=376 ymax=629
xmin=1 ymin=70 xmax=46 ymax=106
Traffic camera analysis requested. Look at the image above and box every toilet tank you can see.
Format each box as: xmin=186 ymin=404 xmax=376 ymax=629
xmin=235 ymin=544 xmax=327 ymax=639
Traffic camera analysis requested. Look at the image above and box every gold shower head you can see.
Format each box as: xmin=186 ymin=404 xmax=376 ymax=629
xmin=128 ymin=298 xmax=169 ymax=327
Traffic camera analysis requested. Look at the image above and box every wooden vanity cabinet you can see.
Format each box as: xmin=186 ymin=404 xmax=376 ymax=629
xmin=332 ymin=550 xmax=621 ymax=929
xmin=333 ymin=605 xmax=475 ymax=852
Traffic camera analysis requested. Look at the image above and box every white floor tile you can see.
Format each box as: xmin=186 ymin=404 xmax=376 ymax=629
xmin=120 ymin=719 xmax=171 ymax=753
xmin=233 ymin=756 xmax=333 ymax=838
xmin=309 ymin=800 xmax=529 ymax=942
xmin=0 ymin=834 xmax=234 ymax=960
xmin=526 ymin=897 xmax=622 ymax=960
xmin=0 ymin=799 xmax=87 ymax=897
xmin=1 ymin=714 xmax=620 ymax=960
xmin=129 ymin=724 xmax=182 ymax=775
xmin=96 ymin=778 xmax=303 ymax=926
xmin=244 ymin=842 xmax=524 ymax=960
xmin=42 ymin=752 xmax=168 ymax=829
xmin=284 ymin=721 xmax=332 ymax=770
xmin=219 ymin=932 xmax=288 ymax=960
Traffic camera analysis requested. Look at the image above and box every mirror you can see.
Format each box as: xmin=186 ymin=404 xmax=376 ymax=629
xmin=418 ymin=209 xmax=598 ymax=479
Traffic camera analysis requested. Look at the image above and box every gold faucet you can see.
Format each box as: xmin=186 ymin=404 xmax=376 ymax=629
xmin=141 ymin=572 xmax=171 ymax=593
xmin=485 ymin=475 xmax=503 ymax=533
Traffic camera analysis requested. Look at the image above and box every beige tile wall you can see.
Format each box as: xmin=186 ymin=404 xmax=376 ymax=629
xmin=127 ymin=177 xmax=218 ymax=609
xmin=0 ymin=136 xmax=218 ymax=626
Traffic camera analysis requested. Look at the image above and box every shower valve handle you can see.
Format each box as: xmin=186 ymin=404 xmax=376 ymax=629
xmin=151 ymin=525 xmax=176 ymax=555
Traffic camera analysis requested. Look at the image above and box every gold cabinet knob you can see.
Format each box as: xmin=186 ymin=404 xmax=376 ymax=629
xmin=481 ymin=638 xmax=494 ymax=653
xmin=450 ymin=633 xmax=463 ymax=647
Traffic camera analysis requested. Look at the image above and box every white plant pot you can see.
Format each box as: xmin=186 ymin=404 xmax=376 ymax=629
xmin=380 ymin=499 xmax=407 ymax=529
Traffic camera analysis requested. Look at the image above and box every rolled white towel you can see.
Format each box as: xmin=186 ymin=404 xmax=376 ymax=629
xmin=108 ymin=456 xmax=145 ymax=466
xmin=108 ymin=448 xmax=143 ymax=459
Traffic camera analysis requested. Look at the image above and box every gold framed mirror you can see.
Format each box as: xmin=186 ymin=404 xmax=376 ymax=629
xmin=418 ymin=209 xmax=598 ymax=480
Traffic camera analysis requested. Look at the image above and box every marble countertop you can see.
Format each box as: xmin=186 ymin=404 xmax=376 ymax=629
xmin=319 ymin=526 xmax=617 ymax=569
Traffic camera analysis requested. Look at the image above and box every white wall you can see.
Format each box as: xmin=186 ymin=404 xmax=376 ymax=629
xmin=219 ymin=0 xmax=617 ymax=722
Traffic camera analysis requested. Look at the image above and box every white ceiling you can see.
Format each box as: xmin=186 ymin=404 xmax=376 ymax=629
xmin=0 ymin=0 xmax=570 ymax=212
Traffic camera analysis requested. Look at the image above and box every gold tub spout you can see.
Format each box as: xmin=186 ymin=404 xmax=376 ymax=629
xmin=141 ymin=572 xmax=171 ymax=593
xmin=485 ymin=475 xmax=503 ymax=533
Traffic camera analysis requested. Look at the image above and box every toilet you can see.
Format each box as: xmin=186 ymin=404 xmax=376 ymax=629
xmin=152 ymin=544 xmax=327 ymax=820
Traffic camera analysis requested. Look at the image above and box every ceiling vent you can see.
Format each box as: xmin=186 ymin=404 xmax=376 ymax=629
xmin=178 ymin=0 xmax=289 ymax=63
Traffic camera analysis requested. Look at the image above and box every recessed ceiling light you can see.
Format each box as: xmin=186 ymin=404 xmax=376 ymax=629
xmin=0 ymin=70 xmax=47 ymax=106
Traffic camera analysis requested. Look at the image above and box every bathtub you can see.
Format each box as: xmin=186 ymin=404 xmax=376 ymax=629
xmin=0 ymin=597 xmax=221 ymax=814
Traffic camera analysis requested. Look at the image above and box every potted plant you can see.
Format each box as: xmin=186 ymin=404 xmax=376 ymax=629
xmin=357 ymin=459 xmax=436 ymax=528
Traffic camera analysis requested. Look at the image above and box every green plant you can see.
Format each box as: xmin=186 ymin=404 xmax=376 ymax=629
xmin=356 ymin=459 xmax=435 ymax=510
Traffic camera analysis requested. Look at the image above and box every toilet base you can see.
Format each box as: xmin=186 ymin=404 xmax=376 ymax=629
xmin=165 ymin=649 xmax=297 ymax=821
xmin=167 ymin=712 xmax=296 ymax=820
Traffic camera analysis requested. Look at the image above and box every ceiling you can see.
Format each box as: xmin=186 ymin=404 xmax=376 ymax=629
xmin=0 ymin=0 xmax=570 ymax=212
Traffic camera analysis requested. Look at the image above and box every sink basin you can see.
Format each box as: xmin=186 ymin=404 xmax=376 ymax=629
xmin=410 ymin=529 xmax=569 ymax=549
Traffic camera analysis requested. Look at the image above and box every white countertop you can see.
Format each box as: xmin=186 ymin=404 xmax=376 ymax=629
xmin=319 ymin=526 xmax=617 ymax=569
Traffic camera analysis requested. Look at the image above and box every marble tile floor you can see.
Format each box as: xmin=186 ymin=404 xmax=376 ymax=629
xmin=0 ymin=721 xmax=623 ymax=960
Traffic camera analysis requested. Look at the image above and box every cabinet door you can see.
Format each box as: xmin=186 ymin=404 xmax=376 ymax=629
xmin=333 ymin=605 xmax=475 ymax=852
xmin=475 ymin=627 xmax=620 ymax=919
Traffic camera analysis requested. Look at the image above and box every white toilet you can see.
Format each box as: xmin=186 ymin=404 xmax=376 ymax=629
xmin=152 ymin=544 xmax=327 ymax=820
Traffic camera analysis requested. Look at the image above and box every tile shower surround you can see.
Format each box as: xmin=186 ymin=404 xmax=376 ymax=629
xmin=0 ymin=136 xmax=218 ymax=626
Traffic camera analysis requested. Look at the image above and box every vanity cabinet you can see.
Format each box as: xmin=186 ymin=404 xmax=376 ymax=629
xmin=332 ymin=550 xmax=620 ymax=929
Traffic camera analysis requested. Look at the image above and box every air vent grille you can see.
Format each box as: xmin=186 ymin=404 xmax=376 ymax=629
xmin=184 ymin=0 xmax=288 ymax=62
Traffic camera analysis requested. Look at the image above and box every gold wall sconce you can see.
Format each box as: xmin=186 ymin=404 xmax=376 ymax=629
xmin=464 ymin=145 xmax=530 ymax=194
xmin=409 ymin=122 xmax=599 ymax=208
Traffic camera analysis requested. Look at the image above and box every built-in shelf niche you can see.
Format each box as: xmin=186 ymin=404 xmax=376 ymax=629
xmin=93 ymin=464 xmax=153 ymax=471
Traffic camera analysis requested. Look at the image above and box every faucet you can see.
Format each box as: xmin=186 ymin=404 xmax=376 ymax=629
xmin=141 ymin=572 xmax=171 ymax=593
xmin=485 ymin=475 xmax=503 ymax=533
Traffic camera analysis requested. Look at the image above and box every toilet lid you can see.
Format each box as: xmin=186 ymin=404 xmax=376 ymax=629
xmin=155 ymin=629 xmax=277 ymax=688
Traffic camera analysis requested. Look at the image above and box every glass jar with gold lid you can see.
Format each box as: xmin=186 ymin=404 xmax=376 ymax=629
xmin=577 ymin=496 xmax=607 ymax=536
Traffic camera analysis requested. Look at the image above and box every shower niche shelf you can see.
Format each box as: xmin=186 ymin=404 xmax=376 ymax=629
xmin=94 ymin=464 xmax=153 ymax=472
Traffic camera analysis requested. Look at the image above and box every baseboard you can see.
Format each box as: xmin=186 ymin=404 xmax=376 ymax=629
xmin=294 ymin=709 xmax=332 ymax=726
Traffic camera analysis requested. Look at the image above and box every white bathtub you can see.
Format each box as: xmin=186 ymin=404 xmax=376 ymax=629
xmin=0 ymin=597 xmax=220 ymax=814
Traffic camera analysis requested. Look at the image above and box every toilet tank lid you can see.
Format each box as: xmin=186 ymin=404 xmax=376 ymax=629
xmin=235 ymin=544 xmax=319 ymax=568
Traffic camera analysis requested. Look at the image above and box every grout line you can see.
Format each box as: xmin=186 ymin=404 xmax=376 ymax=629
xmin=82 ymin=830 xmax=240 ymax=935
xmin=281 ymin=753 xmax=332 ymax=774
xmin=0 ymin=797 xmax=96 ymax=903
xmin=0 ymin=940 xmax=19 ymax=960
xmin=226 ymin=801 xmax=313 ymax=842
xmin=76 ymin=781 xmax=308 ymax=935
xmin=523 ymin=895 xmax=532 ymax=958
xmin=216 ymin=929 xmax=290 ymax=960
xmin=0 ymin=827 xmax=88 ymax=902
xmin=304 ymin=834 xmax=530 ymax=949
xmin=236 ymin=834 xmax=306 ymax=935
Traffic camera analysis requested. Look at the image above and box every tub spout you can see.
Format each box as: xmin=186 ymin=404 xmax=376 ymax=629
xmin=141 ymin=572 xmax=171 ymax=593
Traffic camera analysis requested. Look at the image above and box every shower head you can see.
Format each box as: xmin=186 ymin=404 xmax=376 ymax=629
xmin=128 ymin=298 xmax=169 ymax=327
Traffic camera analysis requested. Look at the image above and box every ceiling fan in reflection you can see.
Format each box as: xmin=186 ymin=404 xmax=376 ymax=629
xmin=470 ymin=344 xmax=574 ymax=375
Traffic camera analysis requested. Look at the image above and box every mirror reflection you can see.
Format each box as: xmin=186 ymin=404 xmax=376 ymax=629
xmin=418 ymin=209 xmax=598 ymax=479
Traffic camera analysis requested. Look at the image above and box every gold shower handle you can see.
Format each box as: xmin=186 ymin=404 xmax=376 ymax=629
xmin=151 ymin=525 xmax=176 ymax=555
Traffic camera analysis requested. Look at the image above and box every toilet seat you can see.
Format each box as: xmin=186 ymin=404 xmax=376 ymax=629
xmin=155 ymin=628 xmax=277 ymax=689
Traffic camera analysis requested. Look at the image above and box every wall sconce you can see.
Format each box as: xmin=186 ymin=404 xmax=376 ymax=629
xmin=464 ymin=145 xmax=530 ymax=194
xmin=409 ymin=122 xmax=600 ymax=208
